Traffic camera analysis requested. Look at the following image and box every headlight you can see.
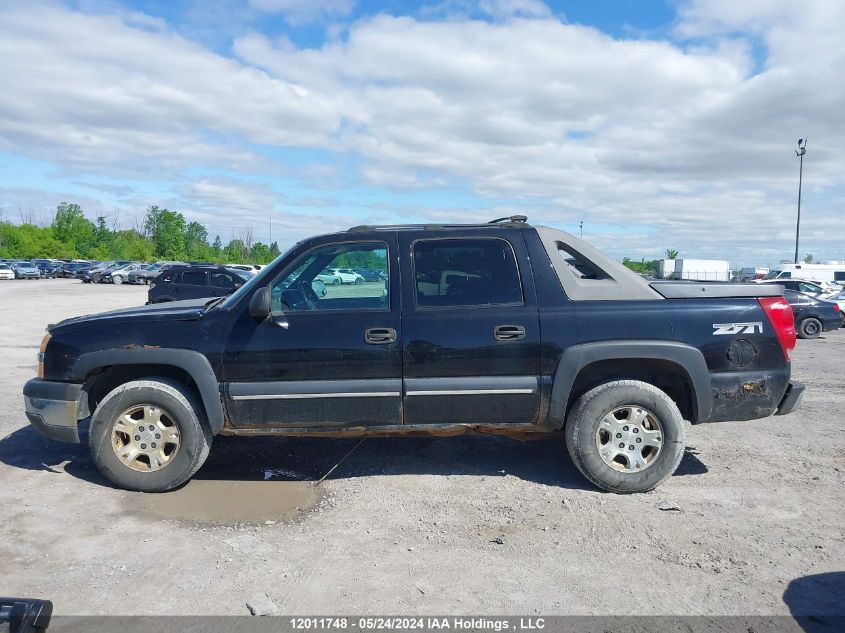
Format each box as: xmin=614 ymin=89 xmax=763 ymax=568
xmin=37 ymin=332 xmax=52 ymax=379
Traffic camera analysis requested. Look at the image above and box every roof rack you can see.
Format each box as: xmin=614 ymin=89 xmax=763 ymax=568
xmin=488 ymin=215 xmax=527 ymax=224
xmin=348 ymin=216 xmax=530 ymax=232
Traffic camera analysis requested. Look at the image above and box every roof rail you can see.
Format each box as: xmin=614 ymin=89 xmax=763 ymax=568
xmin=488 ymin=215 xmax=527 ymax=224
xmin=348 ymin=216 xmax=530 ymax=232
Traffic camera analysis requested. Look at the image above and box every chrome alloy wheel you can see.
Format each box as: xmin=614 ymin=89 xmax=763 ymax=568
xmin=111 ymin=404 xmax=181 ymax=472
xmin=595 ymin=405 xmax=663 ymax=472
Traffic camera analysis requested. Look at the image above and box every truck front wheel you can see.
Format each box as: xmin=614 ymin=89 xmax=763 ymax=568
xmin=565 ymin=380 xmax=686 ymax=493
xmin=88 ymin=378 xmax=212 ymax=492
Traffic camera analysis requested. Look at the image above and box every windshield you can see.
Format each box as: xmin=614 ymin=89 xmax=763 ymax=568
xmin=230 ymin=269 xmax=254 ymax=281
xmin=218 ymin=244 xmax=300 ymax=309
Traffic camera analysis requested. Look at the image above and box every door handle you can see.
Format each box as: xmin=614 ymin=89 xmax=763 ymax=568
xmin=365 ymin=327 xmax=396 ymax=344
xmin=494 ymin=325 xmax=526 ymax=341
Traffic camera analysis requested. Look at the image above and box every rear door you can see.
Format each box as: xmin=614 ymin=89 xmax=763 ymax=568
xmin=172 ymin=269 xmax=210 ymax=300
xmin=399 ymin=230 xmax=541 ymax=426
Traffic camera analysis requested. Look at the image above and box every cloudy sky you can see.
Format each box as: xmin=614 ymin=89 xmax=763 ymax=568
xmin=1 ymin=0 xmax=843 ymax=267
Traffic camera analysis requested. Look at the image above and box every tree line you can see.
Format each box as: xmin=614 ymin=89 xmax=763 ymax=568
xmin=0 ymin=203 xmax=281 ymax=264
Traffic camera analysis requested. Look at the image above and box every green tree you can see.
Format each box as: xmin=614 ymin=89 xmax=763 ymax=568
xmin=185 ymin=221 xmax=210 ymax=261
xmin=250 ymin=242 xmax=272 ymax=263
xmin=269 ymin=241 xmax=280 ymax=258
xmin=212 ymin=235 xmax=222 ymax=253
xmin=53 ymin=202 xmax=94 ymax=255
xmin=664 ymin=249 xmax=678 ymax=260
xmin=803 ymin=253 xmax=814 ymax=264
xmin=223 ymin=239 xmax=246 ymax=263
xmin=144 ymin=206 xmax=186 ymax=259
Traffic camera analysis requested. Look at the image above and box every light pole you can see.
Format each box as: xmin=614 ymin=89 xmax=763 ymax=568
xmin=794 ymin=138 xmax=807 ymax=264
xmin=579 ymin=220 xmax=583 ymax=238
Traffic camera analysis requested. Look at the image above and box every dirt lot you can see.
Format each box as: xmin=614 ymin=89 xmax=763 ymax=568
xmin=1 ymin=279 xmax=843 ymax=616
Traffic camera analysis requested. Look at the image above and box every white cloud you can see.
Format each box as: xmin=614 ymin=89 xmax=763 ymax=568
xmin=0 ymin=2 xmax=339 ymax=177
xmin=0 ymin=1 xmax=843 ymax=263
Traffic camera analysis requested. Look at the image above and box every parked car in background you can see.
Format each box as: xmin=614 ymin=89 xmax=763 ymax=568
xmin=62 ymin=262 xmax=91 ymax=278
xmin=318 ymin=267 xmax=364 ymax=285
xmin=357 ymin=268 xmax=387 ymax=282
xmin=147 ymin=266 xmax=248 ymax=303
xmin=821 ymin=289 xmax=845 ymax=321
xmin=13 ymin=261 xmax=41 ymax=279
xmin=101 ymin=263 xmax=143 ymax=285
xmin=757 ymin=279 xmax=828 ymax=296
xmin=34 ymin=260 xmax=62 ymax=278
xmin=0 ymin=263 xmax=14 ymax=280
xmin=782 ymin=289 xmax=843 ymax=338
xmin=83 ymin=261 xmax=133 ymax=284
xmin=128 ymin=262 xmax=187 ymax=285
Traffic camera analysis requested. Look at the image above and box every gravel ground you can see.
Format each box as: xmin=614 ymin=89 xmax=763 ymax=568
xmin=1 ymin=279 xmax=843 ymax=616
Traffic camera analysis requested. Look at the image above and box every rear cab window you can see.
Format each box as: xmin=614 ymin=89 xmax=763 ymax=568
xmin=412 ymin=238 xmax=523 ymax=308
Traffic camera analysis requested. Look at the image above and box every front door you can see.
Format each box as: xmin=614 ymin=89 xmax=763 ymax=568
xmin=399 ymin=231 xmax=541 ymax=426
xmin=222 ymin=235 xmax=402 ymax=428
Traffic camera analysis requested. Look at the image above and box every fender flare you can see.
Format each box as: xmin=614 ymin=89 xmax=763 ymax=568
xmin=71 ymin=348 xmax=224 ymax=434
xmin=548 ymin=340 xmax=713 ymax=426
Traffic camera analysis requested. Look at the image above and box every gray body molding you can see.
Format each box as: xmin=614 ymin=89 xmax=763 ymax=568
xmin=71 ymin=348 xmax=225 ymax=434
xmin=650 ymin=282 xmax=783 ymax=299
xmin=535 ymin=226 xmax=663 ymax=301
xmin=548 ymin=340 xmax=713 ymax=425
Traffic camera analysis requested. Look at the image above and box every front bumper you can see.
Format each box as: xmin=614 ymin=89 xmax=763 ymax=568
xmin=775 ymin=381 xmax=805 ymax=416
xmin=23 ymin=379 xmax=82 ymax=443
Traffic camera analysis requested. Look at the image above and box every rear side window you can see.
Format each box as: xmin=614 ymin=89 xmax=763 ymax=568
xmin=212 ymin=272 xmax=236 ymax=288
xmin=179 ymin=271 xmax=207 ymax=286
xmin=413 ymin=238 xmax=522 ymax=308
xmin=556 ymin=244 xmax=609 ymax=280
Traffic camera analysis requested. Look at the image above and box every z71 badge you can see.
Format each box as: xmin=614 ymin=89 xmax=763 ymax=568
xmin=712 ymin=322 xmax=763 ymax=335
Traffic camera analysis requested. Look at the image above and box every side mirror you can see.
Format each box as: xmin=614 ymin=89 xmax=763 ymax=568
xmin=248 ymin=286 xmax=272 ymax=319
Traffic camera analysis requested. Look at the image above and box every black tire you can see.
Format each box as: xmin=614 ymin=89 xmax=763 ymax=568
xmin=797 ymin=317 xmax=822 ymax=339
xmin=88 ymin=378 xmax=212 ymax=492
xmin=355 ymin=277 xmax=363 ymax=285
xmin=333 ymin=278 xmax=341 ymax=285
xmin=565 ymin=380 xmax=687 ymax=493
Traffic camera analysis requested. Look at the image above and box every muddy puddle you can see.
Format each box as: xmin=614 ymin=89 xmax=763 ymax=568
xmin=130 ymin=478 xmax=321 ymax=524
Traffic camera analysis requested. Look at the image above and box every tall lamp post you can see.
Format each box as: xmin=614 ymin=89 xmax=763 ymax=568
xmin=794 ymin=138 xmax=807 ymax=264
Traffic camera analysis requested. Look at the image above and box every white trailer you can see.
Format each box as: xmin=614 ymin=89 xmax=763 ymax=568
xmin=673 ymin=259 xmax=730 ymax=281
xmin=658 ymin=259 xmax=676 ymax=279
xmin=763 ymin=263 xmax=845 ymax=284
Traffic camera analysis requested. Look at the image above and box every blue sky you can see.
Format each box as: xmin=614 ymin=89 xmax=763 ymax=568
xmin=1 ymin=0 xmax=843 ymax=266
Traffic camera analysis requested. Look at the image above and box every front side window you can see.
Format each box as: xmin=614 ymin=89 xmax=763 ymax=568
xmin=413 ymin=238 xmax=522 ymax=308
xmin=271 ymin=242 xmax=388 ymax=313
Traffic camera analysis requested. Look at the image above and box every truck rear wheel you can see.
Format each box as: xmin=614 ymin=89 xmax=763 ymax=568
xmin=565 ymin=380 xmax=686 ymax=493
xmin=88 ymin=378 xmax=212 ymax=492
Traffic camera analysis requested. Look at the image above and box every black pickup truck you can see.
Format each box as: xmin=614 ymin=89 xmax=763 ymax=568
xmin=23 ymin=217 xmax=803 ymax=493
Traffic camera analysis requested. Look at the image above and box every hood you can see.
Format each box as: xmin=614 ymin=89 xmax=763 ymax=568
xmin=49 ymin=298 xmax=210 ymax=333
